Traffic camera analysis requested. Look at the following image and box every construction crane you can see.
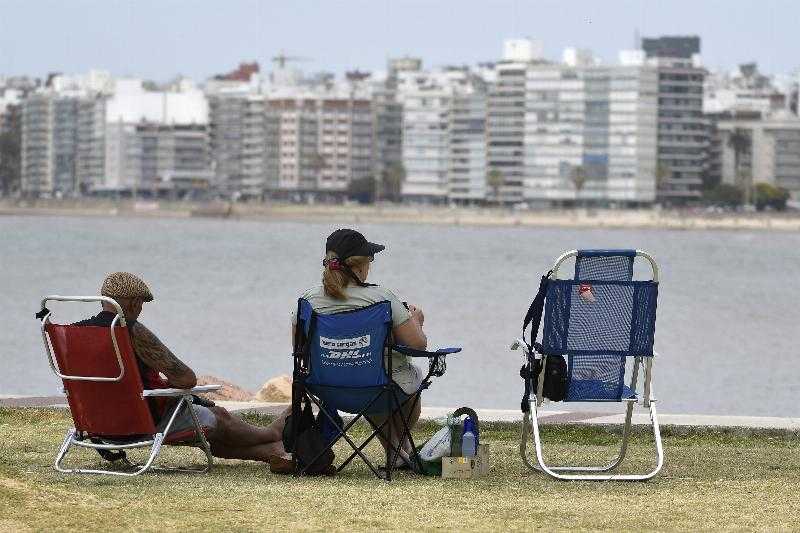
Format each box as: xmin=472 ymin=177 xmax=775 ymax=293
xmin=271 ymin=51 xmax=312 ymax=69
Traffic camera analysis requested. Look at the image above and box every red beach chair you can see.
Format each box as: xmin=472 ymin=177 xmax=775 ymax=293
xmin=37 ymin=295 xmax=220 ymax=476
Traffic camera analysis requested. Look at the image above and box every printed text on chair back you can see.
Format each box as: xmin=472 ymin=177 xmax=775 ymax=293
xmin=301 ymin=299 xmax=392 ymax=389
xmin=47 ymin=323 xmax=157 ymax=436
xmin=543 ymin=250 xmax=658 ymax=401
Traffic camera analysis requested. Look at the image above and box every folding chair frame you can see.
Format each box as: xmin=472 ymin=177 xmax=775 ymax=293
xmin=54 ymin=391 xmax=215 ymax=477
xmin=292 ymin=301 xmax=458 ymax=481
xmin=301 ymin=383 xmax=424 ymax=481
xmin=41 ymin=295 xmax=220 ymax=477
xmin=517 ymin=250 xmax=664 ymax=481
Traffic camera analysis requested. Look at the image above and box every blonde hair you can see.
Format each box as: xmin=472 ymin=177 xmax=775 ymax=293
xmin=322 ymin=251 xmax=371 ymax=300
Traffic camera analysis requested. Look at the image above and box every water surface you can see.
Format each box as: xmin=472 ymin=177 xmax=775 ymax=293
xmin=1 ymin=214 xmax=797 ymax=416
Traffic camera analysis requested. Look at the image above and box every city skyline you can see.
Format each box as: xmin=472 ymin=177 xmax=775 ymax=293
xmin=1 ymin=0 xmax=799 ymax=82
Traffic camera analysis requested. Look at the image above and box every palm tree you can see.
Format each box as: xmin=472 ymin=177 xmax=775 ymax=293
xmin=311 ymin=152 xmax=328 ymax=177
xmin=487 ymin=169 xmax=503 ymax=205
xmin=570 ymin=165 xmax=587 ymax=206
xmin=656 ymin=162 xmax=671 ymax=191
xmin=727 ymin=128 xmax=752 ymax=205
xmin=382 ymin=162 xmax=405 ymax=203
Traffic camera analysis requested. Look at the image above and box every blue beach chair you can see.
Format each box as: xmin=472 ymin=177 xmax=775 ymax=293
xmin=292 ymin=299 xmax=461 ymax=480
xmin=514 ymin=249 xmax=664 ymax=481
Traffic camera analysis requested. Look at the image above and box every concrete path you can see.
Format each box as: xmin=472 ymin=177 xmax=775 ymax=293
xmin=4 ymin=395 xmax=797 ymax=430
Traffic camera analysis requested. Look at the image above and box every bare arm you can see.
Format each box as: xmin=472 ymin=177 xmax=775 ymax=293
xmin=131 ymin=323 xmax=197 ymax=389
xmin=393 ymin=314 xmax=427 ymax=350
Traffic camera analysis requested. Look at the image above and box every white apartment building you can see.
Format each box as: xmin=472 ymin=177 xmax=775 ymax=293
xmin=20 ymin=74 xmax=211 ymax=196
xmin=487 ymin=61 xmax=528 ymax=203
xmin=705 ymin=63 xmax=787 ymax=116
xmin=20 ymin=93 xmax=57 ymax=195
xmin=20 ymin=90 xmax=90 ymax=196
xmin=208 ymin=90 xmax=277 ymax=197
xmin=266 ymin=84 xmax=374 ymax=197
xmin=369 ymin=66 xmax=404 ymax=190
xmin=101 ymin=79 xmax=210 ymax=193
xmin=396 ymin=70 xmax=453 ymax=200
xmin=448 ymin=77 xmax=488 ymax=202
xmin=718 ymin=111 xmax=800 ymax=199
xmin=523 ymin=59 xmax=659 ymax=204
xmin=396 ymin=67 xmax=490 ymax=202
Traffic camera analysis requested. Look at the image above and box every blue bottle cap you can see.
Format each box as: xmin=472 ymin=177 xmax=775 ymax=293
xmin=463 ymin=417 xmax=475 ymax=435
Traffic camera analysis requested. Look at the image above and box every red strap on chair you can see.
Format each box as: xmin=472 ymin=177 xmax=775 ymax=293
xmin=46 ymin=323 xmax=157 ymax=437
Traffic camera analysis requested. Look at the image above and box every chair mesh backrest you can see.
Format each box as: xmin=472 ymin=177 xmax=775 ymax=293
xmin=46 ymin=323 xmax=157 ymax=436
xmin=542 ymin=250 xmax=658 ymax=402
xmin=574 ymin=250 xmax=634 ymax=281
xmin=298 ymin=299 xmax=392 ymax=389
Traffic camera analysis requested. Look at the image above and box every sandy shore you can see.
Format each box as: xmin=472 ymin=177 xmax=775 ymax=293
xmin=2 ymin=199 xmax=799 ymax=231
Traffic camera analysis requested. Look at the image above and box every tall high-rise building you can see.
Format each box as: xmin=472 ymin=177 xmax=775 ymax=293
xmin=370 ymin=58 xmax=416 ymax=194
xmin=395 ymin=66 xmax=490 ymax=202
xmin=653 ymin=58 xmax=708 ymax=201
xmin=75 ymin=96 xmax=107 ymax=192
xmin=448 ymin=75 xmax=488 ymax=203
xmin=642 ymin=36 xmax=708 ymax=202
xmin=642 ymin=36 xmax=700 ymax=59
xmin=20 ymin=93 xmax=84 ymax=196
xmin=266 ymin=90 xmax=374 ymax=197
xmin=523 ymin=61 xmax=659 ymax=204
xmin=20 ymin=93 xmax=53 ymax=195
xmin=208 ymin=93 xmax=274 ymax=197
xmin=484 ymin=39 xmax=548 ymax=203
xmin=487 ymin=62 xmax=528 ymax=203
xmin=396 ymin=70 xmax=453 ymax=200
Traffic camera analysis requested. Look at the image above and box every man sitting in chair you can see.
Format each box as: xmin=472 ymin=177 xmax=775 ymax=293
xmin=76 ymin=272 xmax=290 ymax=468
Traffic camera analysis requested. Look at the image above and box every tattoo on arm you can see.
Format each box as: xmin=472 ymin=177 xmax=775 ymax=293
xmin=131 ymin=323 xmax=196 ymax=387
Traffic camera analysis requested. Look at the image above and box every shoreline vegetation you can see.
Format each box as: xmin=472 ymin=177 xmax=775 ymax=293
xmin=2 ymin=198 xmax=800 ymax=231
xmin=1 ymin=407 xmax=798 ymax=530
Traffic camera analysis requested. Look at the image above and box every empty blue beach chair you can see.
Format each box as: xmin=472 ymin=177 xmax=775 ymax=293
xmin=514 ymin=249 xmax=663 ymax=481
xmin=292 ymin=299 xmax=461 ymax=480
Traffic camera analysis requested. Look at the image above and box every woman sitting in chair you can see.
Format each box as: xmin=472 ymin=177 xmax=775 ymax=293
xmin=294 ymin=228 xmax=428 ymax=466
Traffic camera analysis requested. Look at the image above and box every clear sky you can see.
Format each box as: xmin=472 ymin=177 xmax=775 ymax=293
xmin=1 ymin=0 xmax=798 ymax=82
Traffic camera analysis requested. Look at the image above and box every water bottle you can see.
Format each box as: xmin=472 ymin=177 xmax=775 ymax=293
xmin=461 ymin=417 xmax=477 ymax=457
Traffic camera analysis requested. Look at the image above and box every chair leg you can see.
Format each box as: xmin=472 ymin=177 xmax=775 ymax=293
xmin=54 ymin=429 xmax=164 ymax=477
xmin=298 ymin=390 xmax=423 ymax=481
xmin=522 ymin=399 xmax=664 ymax=481
xmin=174 ymin=397 xmax=213 ymax=472
xmin=53 ymin=428 xmax=77 ymax=473
xmin=151 ymin=397 xmax=214 ymax=473
xmin=390 ymin=391 xmax=422 ymax=472
xmin=302 ymin=394 xmax=384 ymax=479
xmin=339 ymin=416 xmax=393 ymax=473
xmin=55 ymin=398 xmax=213 ymax=476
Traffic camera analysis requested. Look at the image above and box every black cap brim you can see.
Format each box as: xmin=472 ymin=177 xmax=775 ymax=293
xmin=363 ymin=242 xmax=385 ymax=256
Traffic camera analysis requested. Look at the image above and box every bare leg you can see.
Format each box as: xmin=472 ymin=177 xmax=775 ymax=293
xmin=206 ymin=406 xmax=291 ymax=458
xmin=369 ymin=394 xmax=421 ymax=464
xmin=210 ymin=441 xmax=286 ymax=462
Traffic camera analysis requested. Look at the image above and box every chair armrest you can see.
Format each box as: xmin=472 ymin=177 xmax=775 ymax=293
xmin=391 ymin=345 xmax=462 ymax=358
xmin=142 ymin=385 xmax=222 ymax=398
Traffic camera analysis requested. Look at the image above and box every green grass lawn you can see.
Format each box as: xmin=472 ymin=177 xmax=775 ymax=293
xmin=1 ymin=408 xmax=798 ymax=532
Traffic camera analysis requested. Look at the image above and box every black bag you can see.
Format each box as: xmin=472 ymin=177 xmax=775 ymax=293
xmin=282 ymin=396 xmax=335 ymax=475
xmin=520 ymin=272 xmax=569 ymax=407
xmin=532 ymin=355 xmax=568 ymax=402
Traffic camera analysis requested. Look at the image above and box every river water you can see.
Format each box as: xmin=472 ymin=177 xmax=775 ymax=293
xmin=1 ymin=214 xmax=798 ymax=416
